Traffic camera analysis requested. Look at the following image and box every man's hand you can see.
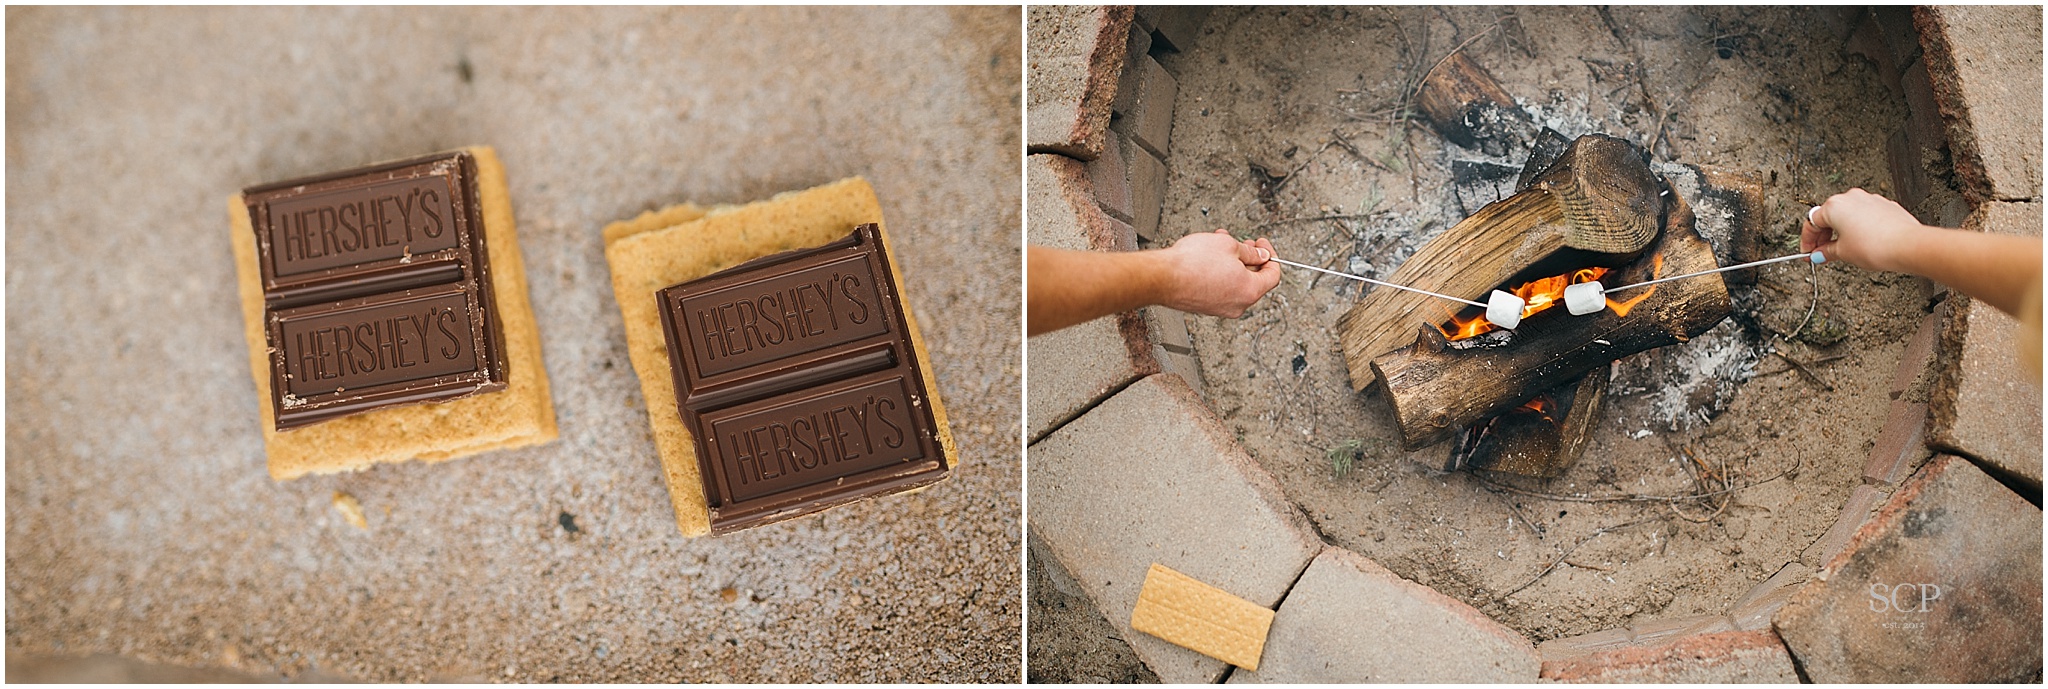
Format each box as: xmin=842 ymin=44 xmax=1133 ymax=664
xmin=1155 ymin=230 xmax=1282 ymax=318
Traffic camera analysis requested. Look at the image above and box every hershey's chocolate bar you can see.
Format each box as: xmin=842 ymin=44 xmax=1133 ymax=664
xmin=658 ymin=224 xmax=944 ymax=533
xmin=243 ymin=152 xmax=506 ymax=430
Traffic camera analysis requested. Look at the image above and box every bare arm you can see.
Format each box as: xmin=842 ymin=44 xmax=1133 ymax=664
xmin=1804 ymin=188 xmax=2042 ymax=317
xmin=1028 ymin=230 xmax=1281 ymax=336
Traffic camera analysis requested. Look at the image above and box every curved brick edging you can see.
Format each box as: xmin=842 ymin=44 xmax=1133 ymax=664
xmin=1541 ymin=629 xmax=1799 ymax=683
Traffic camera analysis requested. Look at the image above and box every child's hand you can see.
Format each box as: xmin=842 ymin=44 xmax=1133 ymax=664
xmin=1802 ymin=188 xmax=1923 ymax=272
xmin=1158 ymin=229 xmax=1281 ymax=318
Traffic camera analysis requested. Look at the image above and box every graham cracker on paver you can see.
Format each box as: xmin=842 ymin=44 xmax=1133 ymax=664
xmin=602 ymin=177 xmax=957 ymax=537
xmin=228 ymin=146 xmax=558 ymax=480
xmin=1131 ymin=563 xmax=1276 ymax=671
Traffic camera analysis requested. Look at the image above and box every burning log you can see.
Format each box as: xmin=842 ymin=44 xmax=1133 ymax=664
xmin=1414 ymin=52 xmax=1535 ymax=157
xmin=1336 ymin=134 xmax=1666 ymax=390
xmin=1369 ymin=187 xmax=1732 ymax=451
xmin=1448 ymin=364 xmax=1610 ymax=477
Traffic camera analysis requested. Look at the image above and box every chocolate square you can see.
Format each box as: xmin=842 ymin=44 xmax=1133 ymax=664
xmin=657 ymin=224 xmax=946 ymax=533
xmin=242 ymin=152 xmax=506 ymax=430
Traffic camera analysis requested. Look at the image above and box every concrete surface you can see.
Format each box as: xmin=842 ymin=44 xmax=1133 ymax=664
xmin=1025 ymin=153 xmax=1152 ymax=442
xmin=1026 ymin=5 xmax=1130 ymax=161
xmin=1227 ymin=547 xmax=1540 ymax=684
xmin=1915 ymin=6 xmax=2044 ymax=202
xmin=1030 ymin=373 xmax=1321 ymax=684
xmin=1929 ymin=297 xmax=2045 ymax=488
xmin=1775 ymin=455 xmax=2043 ymax=683
xmin=5 ymin=7 xmax=1020 ymax=682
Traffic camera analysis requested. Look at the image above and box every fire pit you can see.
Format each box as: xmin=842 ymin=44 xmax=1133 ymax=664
xmin=1156 ymin=5 xmax=1951 ymax=644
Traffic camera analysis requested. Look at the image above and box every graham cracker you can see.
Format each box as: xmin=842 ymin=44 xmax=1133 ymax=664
xmin=602 ymin=177 xmax=956 ymax=537
xmin=1130 ymin=563 xmax=1276 ymax=671
xmin=229 ymin=146 xmax=558 ymax=479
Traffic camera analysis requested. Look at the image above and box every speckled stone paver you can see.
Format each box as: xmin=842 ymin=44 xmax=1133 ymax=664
xmin=1026 ymin=153 xmax=1154 ymax=442
xmin=1026 ymin=5 xmax=1132 ymax=161
xmin=6 ymin=7 xmax=1020 ymax=682
xmin=1929 ymin=295 xmax=2044 ymax=488
xmin=1031 ymin=373 xmax=1322 ymax=684
xmin=1230 ymin=547 xmax=1539 ymax=683
xmin=1775 ymin=455 xmax=2042 ymax=683
xmin=1915 ymin=5 xmax=2044 ymax=202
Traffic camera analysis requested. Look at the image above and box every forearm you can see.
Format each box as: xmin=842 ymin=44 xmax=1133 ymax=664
xmin=1027 ymin=246 xmax=1170 ymax=335
xmin=1886 ymin=226 xmax=2041 ymax=317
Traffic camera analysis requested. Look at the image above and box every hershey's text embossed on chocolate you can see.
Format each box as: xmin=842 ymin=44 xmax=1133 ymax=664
xmin=706 ymin=376 xmax=924 ymax=503
xmin=266 ymin=175 xmax=461 ymax=277
xmin=276 ymin=291 xmax=478 ymax=397
xmin=674 ymin=254 xmax=889 ymax=377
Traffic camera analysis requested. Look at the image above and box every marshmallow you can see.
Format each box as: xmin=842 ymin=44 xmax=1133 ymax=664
xmin=1486 ymin=290 xmax=1526 ymax=329
xmin=1564 ymin=281 xmax=1606 ymax=316
xmin=1809 ymin=251 xmax=1826 ymax=264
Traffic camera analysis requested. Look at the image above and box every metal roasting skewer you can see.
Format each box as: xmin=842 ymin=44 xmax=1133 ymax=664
xmin=1267 ymin=256 xmax=1488 ymax=307
xmin=1601 ymin=252 xmax=1824 ymax=294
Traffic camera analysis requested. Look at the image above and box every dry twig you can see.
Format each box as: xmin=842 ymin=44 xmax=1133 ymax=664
xmin=1500 ymin=516 xmax=1661 ymax=599
xmin=1472 ymin=451 xmax=1801 ymax=504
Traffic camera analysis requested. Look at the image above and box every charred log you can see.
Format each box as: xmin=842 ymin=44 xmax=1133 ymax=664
xmin=1415 ymin=52 xmax=1536 ymax=157
xmin=1369 ymin=188 xmax=1732 ymax=450
xmin=1447 ymin=364 xmax=1610 ymax=477
xmin=1337 ymin=134 xmax=1667 ymax=390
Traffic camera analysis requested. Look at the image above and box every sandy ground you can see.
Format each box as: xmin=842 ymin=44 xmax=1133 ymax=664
xmin=1030 ymin=7 xmax=1945 ymax=678
xmin=6 ymin=7 xmax=1021 ymax=682
xmin=1170 ymin=5 xmax=1936 ymax=642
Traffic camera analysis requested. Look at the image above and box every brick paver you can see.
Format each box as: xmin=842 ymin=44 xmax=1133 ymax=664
xmin=1135 ymin=6 xmax=1211 ymax=55
xmin=1112 ymin=54 xmax=1177 ymax=161
xmin=1031 ymin=374 xmax=1322 ymax=683
xmin=1800 ymin=484 xmax=1884 ymax=568
xmin=1027 ymin=5 xmax=1133 ymax=160
xmin=1228 ymin=547 xmax=1538 ymax=683
xmin=1541 ymin=630 xmax=1799 ymax=683
xmin=1775 ymin=455 xmax=2043 ymax=682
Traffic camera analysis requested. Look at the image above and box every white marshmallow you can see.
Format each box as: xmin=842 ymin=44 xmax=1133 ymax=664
xmin=1564 ymin=281 xmax=1606 ymax=316
xmin=1486 ymin=290 xmax=1526 ymax=329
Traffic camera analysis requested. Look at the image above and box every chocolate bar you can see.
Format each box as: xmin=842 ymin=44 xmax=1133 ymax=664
xmin=242 ymin=152 xmax=506 ymax=430
xmin=658 ymin=223 xmax=946 ymax=533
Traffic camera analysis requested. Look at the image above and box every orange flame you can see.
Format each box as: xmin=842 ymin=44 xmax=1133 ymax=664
xmin=1439 ymin=266 xmax=1610 ymax=340
xmin=1519 ymin=395 xmax=1556 ymax=423
xmin=1437 ymin=253 xmax=1667 ymax=340
xmin=1605 ymin=254 xmax=1664 ymax=317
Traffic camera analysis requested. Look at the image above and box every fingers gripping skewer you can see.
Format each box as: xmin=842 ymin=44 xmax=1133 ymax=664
xmin=1267 ymin=257 xmax=1533 ymax=329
